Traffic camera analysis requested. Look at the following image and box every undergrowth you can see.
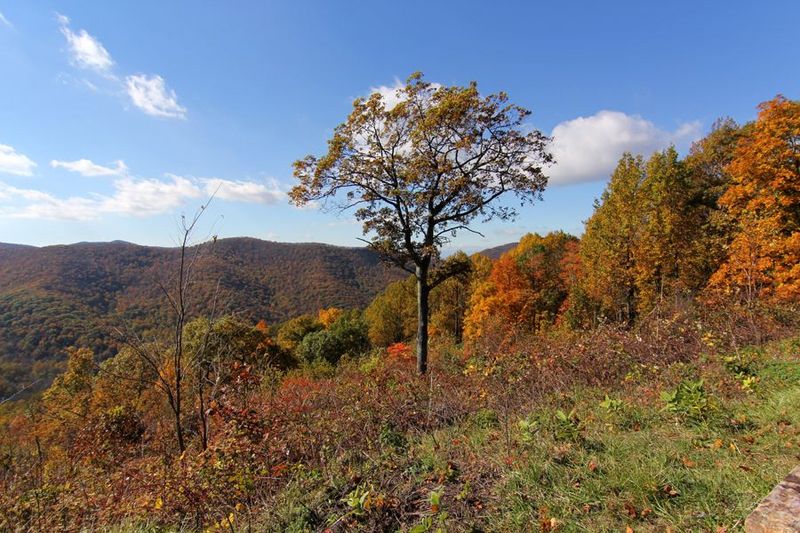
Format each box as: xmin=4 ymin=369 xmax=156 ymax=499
xmin=1 ymin=321 xmax=798 ymax=532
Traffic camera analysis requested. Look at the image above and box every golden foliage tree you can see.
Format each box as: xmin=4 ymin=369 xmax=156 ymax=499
xmin=580 ymin=154 xmax=644 ymax=322
xmin=633 ymin=147 xmax=693 ymax=312
xmin=318 ymin=307 xmax=345 ymax=328
xmin=37 ymin=347 xmax=95 ymax=446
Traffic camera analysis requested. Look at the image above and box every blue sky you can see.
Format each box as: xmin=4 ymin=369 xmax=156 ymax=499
xmin=0 ymin=1 xmax=797 ymax=251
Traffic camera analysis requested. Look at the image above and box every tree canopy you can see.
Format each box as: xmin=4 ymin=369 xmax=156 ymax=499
xmin=291 ymin=72 xmax=552 ymax=372
xmin=708 ymin=96 xmax=800 ymax=303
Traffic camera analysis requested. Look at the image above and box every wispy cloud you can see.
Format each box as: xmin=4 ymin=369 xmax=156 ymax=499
xmin=99 ymin=175 xmax=202 ymax=216
xmin=0 ymin=171 xmax=288 ymax=220
xmin=0 ymin=175 xmax=202 ymax=221
xmin=0 ymin=11 xmax=12 ymax=28
xmin=0 ymin=182 xmax=101 ymax=220
xmin=57 ymin=13 xmax=114 ymax=74
xmin=0 ymin=144 xmax=37 ymax=176
xmin=50 ymin=158 xmax=128 ymax=177
xmin=57 ymin=13 xmax=187 ymax=119
xmin=547 ymin=111 xmax=701 ymax=185
xmin=125 ymin=74 xmax=187 ymax=119
xmin=201 ymin=177 xmax=286 ymax=204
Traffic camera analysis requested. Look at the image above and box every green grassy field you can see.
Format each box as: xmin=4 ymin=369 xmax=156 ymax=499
xmin=468 ymin=338 xmax=798 ymax=531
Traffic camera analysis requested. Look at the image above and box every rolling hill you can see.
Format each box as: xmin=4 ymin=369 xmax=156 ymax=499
xmin=477 ymin=241 xmax=518 ymax=260
xmin=0 ymin=238 xmax=403 ymax=397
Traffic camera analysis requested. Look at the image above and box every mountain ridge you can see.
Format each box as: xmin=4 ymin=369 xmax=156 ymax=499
xmin=0 ymin=237 xmax=406 ymax=396
xmin=476 ymin=241 xmax=518 ymax=260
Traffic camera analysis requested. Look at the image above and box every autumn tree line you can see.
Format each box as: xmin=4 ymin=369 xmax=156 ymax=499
xmin=367 ymin=96 xmax=799 ymax=349
xmin=288 ymin=75 xmax=797 ymax=374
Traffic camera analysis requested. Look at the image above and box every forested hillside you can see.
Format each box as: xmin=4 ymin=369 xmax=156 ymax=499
xmin=0 ymin=238 xmax=402 ymax=396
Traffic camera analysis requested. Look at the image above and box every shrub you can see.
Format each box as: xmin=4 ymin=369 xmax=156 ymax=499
xmin=660 ymin=379 xmax=715 ymax=422
xmin=296 ymin=312 xmax=369 ymax=365
xmin=378 ymin=423 xmax=407 ymax=451
xmin=97 ymin=405 xmax=145 ymax=445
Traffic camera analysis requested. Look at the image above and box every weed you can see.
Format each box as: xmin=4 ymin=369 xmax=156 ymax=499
xmin=517 ymin=416 xmax=541 ymax=446
xmin=553 ymin=408 xmax=582 ymax=441
xmin=599 ymin=394 xmax=624 ymax=412
xmin=661 ymin=379 xmax=716 ymax=422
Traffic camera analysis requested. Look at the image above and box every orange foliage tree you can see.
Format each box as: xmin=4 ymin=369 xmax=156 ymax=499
xmin=464 ymin=232 xmax=579 ymax=341
xmin=708 ymin=96 xmax=800 ymax=303
xmin=318 ymin=307 xmax=344 ymax=328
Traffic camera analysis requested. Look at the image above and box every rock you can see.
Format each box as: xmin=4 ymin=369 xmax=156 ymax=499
xmin=746 ymin=466 xmax=800 ymax=532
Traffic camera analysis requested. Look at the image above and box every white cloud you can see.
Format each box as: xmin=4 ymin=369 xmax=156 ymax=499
xmin=0 ymin=181 xmax=97 ymax=220
xmin=0 ymin=182 xmax=52 ymax=202
xmin=0 ymin=173 xmax=289 ymax=221
xmin=0 ymin=144 xmax=37 ymax=176
xmin=56 ymin=13 xmax=188 ymax=119
xmin=50 ymin=158 xmax=128 ymax=177
xmin=0 ymin=11 xmax=12 ymax=28
xmin=57 ymin=13 xmax=114 ymax=73
xmin=202 ymin=177 xmax=286 ymax=204
xmin=370 ymin=79 xmax=406 ymax=110
xmin=547 ymin=111 xmax=702 ymax=185
xmin=0 ymin=175 xmax=202 ymax=221
xmin=125 ymin=74 xmax=187 ymax=119
xmin=99 ymin=176 xmax=202 ymax=216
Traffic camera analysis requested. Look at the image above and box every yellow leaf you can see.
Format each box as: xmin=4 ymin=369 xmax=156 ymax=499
xmin=154 ymin=496 xmax=163 ymax=510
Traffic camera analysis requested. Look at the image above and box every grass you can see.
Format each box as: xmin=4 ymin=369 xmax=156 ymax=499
xmin=245 ymin=336 xmax=800 ymax=532
xmin=482 ymin=337 xmax=800 ymax=531
xmin=26 ymin=337 xmax=800 ymax=532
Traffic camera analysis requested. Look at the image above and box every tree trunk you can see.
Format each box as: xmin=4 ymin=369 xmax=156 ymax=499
xmin=198 ymin=375 xmax=208 ymax=451
xmin=174 ymin=400 xmax=185 ymax=453
xmin=174 ymin=319 xmax=185 ymax=453
xmin=416 ymin=263 xmax=430 ymax=374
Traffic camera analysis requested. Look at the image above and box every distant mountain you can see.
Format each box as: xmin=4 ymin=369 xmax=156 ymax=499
xmin=0 ymin=242 xmax=34 ymax=250
xmin=477 ymin=242 xmax=518 ymax=260
xmin=0 ymin=238 xmax=403 ymax=397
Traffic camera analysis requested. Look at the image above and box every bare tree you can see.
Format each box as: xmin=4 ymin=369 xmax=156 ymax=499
xmin=115 ymin=202 xmax=216 ymax=453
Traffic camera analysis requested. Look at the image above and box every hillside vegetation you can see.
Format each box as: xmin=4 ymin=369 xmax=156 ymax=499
xmin=0 ymin=238 xmax=402 ymax=397
xmin=1 ymin=313 xmax=797 ymax=531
